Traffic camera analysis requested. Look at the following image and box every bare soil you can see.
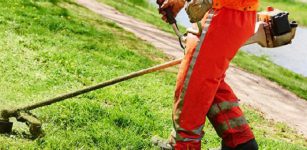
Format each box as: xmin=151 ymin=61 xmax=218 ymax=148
xmin=76 ymin=0 xmax=307 ymax=138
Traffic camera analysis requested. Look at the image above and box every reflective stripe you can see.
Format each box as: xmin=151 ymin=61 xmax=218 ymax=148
xmin=176 ymin=134 xmax=203 ymax=142
xmin=229 ymin=116 xmax=248 ymax=129
xmin=207 ymin=101 xmax=239 ymax=118
xmin=208 ymin=104 xmax=220 ymax=118
xmin=179 ymin=20 xmax=211 ymax=104
xmin=172 ymin=11 xmax=216 ymax=143
xmin=176 ymin=124 xmax=204 ymax=135
xmin=173 ymin=128 xmax=204 ymax=142
xmin=192 ymin=124 xmax=204 ymax=135
xmin=174 ymin=9 xmax=215 ymax=129
xmin=213 ymin=116 xmax=248 ymax=137
xmin=215 ymin=122 xmax=229 ymax=137
xmin=172 ymin=10 xmax=217 ymax=143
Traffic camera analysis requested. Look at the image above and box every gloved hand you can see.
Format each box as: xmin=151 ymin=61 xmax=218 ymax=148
xmin=160 ymin=0 xmax=186 ymax=22
xmin=185 ymin=0 xmax=212 ymax=23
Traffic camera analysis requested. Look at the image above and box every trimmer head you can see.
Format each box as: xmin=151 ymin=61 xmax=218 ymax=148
xmin=0 ymin=120 xmax=13 ymax=134
xmin=0 ymin=109 xmax=43 ymax=138
xmin=17 ymin=112 xmax=43 ymax=138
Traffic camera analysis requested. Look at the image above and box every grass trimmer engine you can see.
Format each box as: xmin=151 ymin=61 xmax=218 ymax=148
xmin=251 ymin=6 xmax=298 ymax=48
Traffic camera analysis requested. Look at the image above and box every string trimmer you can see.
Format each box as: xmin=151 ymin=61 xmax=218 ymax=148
xmin=0 ymin=5 xmax=297 ymax=138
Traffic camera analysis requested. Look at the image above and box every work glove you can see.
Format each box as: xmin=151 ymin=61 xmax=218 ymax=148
xmin=159 ymin=0 xmax=186 ymax=22
xmin=185 ymin=0 xmax=212 ymax=23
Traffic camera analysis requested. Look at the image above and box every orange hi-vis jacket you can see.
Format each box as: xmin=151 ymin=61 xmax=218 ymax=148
xmin=212 ymin=0 xmax=259 ymax=11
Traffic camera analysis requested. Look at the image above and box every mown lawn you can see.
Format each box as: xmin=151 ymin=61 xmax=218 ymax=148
xmin=0 ymin=0 xmax=306 ymax=149
xmin=99 ymin=0 xmax=307 ymax=100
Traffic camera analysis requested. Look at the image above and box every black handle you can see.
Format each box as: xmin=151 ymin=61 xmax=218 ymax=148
xmin=156 ymin=0 xmax=177 ymax=24
xmin=164 ymin=8 xmax=177 ymax=24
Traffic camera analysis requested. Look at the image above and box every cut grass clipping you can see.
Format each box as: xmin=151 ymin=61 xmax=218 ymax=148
xmin=0 ymin=0 xmax=306 ymax=149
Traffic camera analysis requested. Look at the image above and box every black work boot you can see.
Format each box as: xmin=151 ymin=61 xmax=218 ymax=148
xmin=221 ymin=139 xmax=259 ymax=150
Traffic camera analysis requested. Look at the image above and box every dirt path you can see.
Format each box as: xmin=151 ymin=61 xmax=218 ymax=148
xmin=76 ymin=0 xmax=307 ymax=138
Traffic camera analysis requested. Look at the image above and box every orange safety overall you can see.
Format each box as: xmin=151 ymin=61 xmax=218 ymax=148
xmin=172 ymin=1 xmax=258 ymax=149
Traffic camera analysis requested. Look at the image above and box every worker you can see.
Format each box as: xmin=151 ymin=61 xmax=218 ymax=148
xmin=155 ymin=0 xmax=260 ymax=149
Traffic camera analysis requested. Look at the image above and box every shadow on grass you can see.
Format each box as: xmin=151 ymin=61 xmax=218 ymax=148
xmin=2 ymin=130 xmax=39 ymax=141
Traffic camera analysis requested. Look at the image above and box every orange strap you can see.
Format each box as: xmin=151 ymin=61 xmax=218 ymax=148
xmin=212 ymin=0 xmax=259 ymax=11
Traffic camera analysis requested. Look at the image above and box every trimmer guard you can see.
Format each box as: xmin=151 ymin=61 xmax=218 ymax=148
xmin=0 ymin=109 xmax=42 ymax=137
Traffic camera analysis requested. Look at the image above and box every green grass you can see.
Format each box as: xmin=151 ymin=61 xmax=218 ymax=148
xmin=0 ymin=0 xmax=306 ymax=149
xmin=98 ymin=0 xmax=185 ymax=34
xmin=232 ymin=52 xmax=307 ymax=100
xmin=98 ymin=0 xmax=307 ymax=101
xmin=260 ymin=0 xmax=307 ymax=26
